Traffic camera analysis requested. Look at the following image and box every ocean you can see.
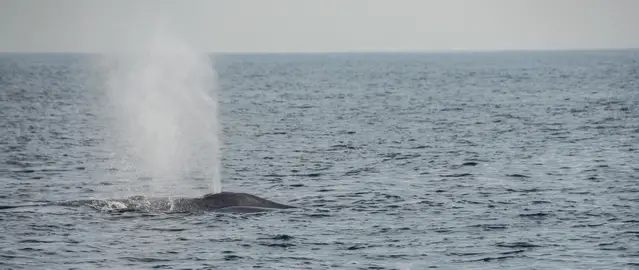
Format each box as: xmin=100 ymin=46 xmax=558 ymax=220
xmin=0 ymin=50 xmax=638 ymax=269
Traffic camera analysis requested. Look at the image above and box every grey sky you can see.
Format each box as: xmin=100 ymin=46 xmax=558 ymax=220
xmin=1 ymin=0 xmax=638 ymax=53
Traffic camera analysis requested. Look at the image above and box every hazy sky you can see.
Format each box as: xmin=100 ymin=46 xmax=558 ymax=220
xmin=1 ymin=0 xmax=638 ymax=53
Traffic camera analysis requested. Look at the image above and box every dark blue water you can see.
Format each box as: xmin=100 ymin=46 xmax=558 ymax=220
xmin=1 ymin=51 xmax=638 ymax=269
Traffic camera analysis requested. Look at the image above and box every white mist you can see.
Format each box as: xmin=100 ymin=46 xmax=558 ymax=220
xmin=100 ymin=16 xmax=221 ymax=197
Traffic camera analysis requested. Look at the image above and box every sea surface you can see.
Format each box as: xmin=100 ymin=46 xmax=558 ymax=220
xmin=0 ymin=51 xmax=638 ymax=269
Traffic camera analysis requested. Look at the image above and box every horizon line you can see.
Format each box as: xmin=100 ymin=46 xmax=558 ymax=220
xmin=1 ymin=47 xmax=638 ymax=55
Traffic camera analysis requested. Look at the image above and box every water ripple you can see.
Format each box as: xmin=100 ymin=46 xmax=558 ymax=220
xmin=1 ymin=51 xmax=638 ymax=269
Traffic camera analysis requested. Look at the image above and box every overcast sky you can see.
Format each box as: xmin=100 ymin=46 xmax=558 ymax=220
xmin=1 ymin=0 xmax=638 ymax=53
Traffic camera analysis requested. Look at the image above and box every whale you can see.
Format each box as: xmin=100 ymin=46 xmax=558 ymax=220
xmin=160 ymin=192 xmax=296 ymax=212
xmin=0 ymin=192 xmax=296 ymax=214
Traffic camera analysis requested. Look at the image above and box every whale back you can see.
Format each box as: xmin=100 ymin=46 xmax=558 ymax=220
xmin=0 ymin=192 xmax=296 ymax=213
xmin=195 ymin=192 xmax=295 ymax=210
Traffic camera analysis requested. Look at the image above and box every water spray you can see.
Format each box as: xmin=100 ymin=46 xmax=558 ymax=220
xmin=100 ymin=15 xmax=221 ymax=197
